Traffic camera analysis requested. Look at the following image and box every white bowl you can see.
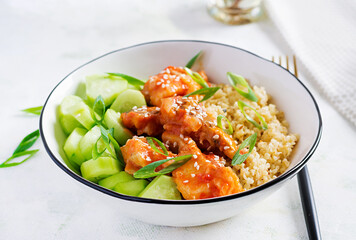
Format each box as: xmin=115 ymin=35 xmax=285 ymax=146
xmin=40 ymin=40 xmax=322 ymax=227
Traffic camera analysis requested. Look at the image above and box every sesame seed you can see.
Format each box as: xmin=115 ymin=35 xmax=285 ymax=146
xmin=191 ymin=174 xmax=195 ymax=177
xmin=206 ymin=160 xmax=211 ymax=163
xmin=157 ymin=81 xmax=162 ymax=86
xmin=223 ymin=146 xmax=230 ymax=150
xmin=161 ymin=84 xmax=165 ymax=88
xmin=166 ymin=69 xmax=171 ymax=74
xmin=163 ymin=74 xmax=168 ymax=80
xmin=146 ymin=157 xmax=151 ymax=161
xmin=183 ymin=180 xmax=189 ymax=183
xmin=194 ymin=162 xmax=198 ymax=167
xmin=213 ymin=135 xmax=219 ymax=140
xmin=193 ymin=154 xmax=197 ymax=159
xmin=155 ymin=107 xmax=160 ymax=111
xmin=214 ymin=155 xmax=219 ymax=160
xmin=188 ymin=139 xmax=193 ymax=144
xmin=180 ymin=134 xmax=184 ymax=139
xmin=173 ymin=142 xmax=177 ymax=147
xmin=207 ymin=183 xmax=210 ymax=188
xmin=167 ymin=80 xmax=170 ymax=84
xmin=196 ymin=165 xmax=200 ymax=170
xmin=184 ymin=137 xmax=188 ymax=141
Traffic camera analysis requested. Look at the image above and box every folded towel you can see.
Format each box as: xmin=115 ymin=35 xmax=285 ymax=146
xmin=265 ymin=0 xmax=356 ymax=126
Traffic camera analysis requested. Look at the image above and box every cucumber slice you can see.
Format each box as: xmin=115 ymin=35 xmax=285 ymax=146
xmin=79 ymin=125 xmax=115 ymax=162
xmin=79 ymin=126 xmax=101 ymax=161
xmin=114 ymin=179 xmax=149 ymax=196
xmin=138 ymin=175 xmax=182 ymax=200
xmin=86 ymin=75 xmax=128 ymax=107
xmin=98 ymin=171 xmax=135 ymax=190
xmin=59 ymin=95 xmax=95 ymax=133
xmin=110 ymin=89 xmax=146 ymax=113
xmin=104 ymin=109 xmax=133 ymax=145
xmin=63 ymin=128 xmax=87 ymax=166
xmin=81 ymin=156 xmax=121 ymax=182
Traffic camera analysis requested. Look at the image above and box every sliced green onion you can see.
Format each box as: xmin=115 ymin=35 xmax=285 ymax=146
xmin=184 ymin=67 xmax=209 ymax=88
xmin=238 ymin=101 xmax=268 ymax=130
xmin=107 ymin=73 xmax=146 ymax=86
xmin=92 ymin=138 xmax=106 ymax=160
xmin=185 ymin=51 xmax=202 ymax=69
xmin=147 ymin=137 xmax=169 ymax=156
xmin=133 ymin=154 xmax=193 ymax=179
xmin=185 ymin=87 xmax=220 ymax=103
xmin=232 ymin=133 xmax=257 ymax=165
xmin=227 ymin=72 xmax=258 ymax=102
xmin=22 ymin=106 xmax=43 ymax=115
xmin=12 ymin=129 xmax=40 ymax=155
xmin=217 ymin=115 xmax=233 ymax=135
xmin=108 ymin=134 xmax=125 ymax=167
xmin=99 ymin=125 xmax=125 ymax=167
xmin=0 ymin=149 xmax=39 ymax=168
xmin=92 ymin=95 xmax=105 ymax=124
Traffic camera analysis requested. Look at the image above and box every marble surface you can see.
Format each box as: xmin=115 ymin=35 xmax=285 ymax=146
xmin=0 ymin=1 xmax=355 ymax=239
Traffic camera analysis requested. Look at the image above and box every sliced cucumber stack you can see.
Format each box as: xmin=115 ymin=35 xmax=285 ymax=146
xmin=81 ymin=156 xmax=121 ymax=182
xmin=98 ymin=171 xmax=135 ymax=190
xmin=86 ymin=75 xmax=128 ymax=107
xmin=104 ymin=109 xmax=133 ymax=145
xmin=138 ymin=175 xmax=182 ymax=200
xmin=59 ymin=95 xmax=95 ymax=134
xmin=63 ymin=128 xmax=87 ymax=167
xmin=110 ymin=89 xmax=146 ymax=113
xmin=78 ymin=125 xmax=115 ymax=162
xmin=114 ymin=179 xmax=149 ymax=196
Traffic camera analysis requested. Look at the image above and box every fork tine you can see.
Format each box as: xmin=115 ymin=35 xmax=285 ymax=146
xmin=286 ymin=56 xmax=289 ymax=71
xmin=293 ymin=55 xmax=299 ymax=78
xmin=278 ymin=56 xmax=282 ymax=65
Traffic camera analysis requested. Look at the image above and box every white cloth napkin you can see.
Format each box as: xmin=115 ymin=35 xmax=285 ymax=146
xmin=265 ymin=0 xmax=356 ymax=126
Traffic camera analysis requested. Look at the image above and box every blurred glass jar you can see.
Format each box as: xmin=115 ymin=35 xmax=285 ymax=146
xmin=207 ymin=0 xmax=263 ymax=25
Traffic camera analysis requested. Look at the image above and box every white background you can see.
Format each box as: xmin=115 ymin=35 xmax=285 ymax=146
xmin=0 ymin=0 xmax=355 ymax=239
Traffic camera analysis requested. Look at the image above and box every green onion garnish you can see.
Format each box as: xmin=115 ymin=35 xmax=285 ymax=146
xmin=92 ymin=138 xmax=106 ymax=160
xmin=133 ymin=154 xmax=193 ymax=179
xmin=107 ymin=73 xmax=146 ymax=86
xmin=0 ymin=149 xmax=39 ymax=168
xmin=185 ymin=87 xmax=220 ymax=103
xmin=22 ymin=106 xmax=43 ymax=115
xmin=227 ymin=72 xmax=258 ymax=102
xmin=185 ymin=51 xmax=202 ymax=69
xmin=184 ymin=67 xmax=209 ymax=88
xmin=217 ymin=115 xmax=233 ymax=135
xmin=147 ymin=137 xmax=169 ymax=156
xmin=92 ymin=95 xmax=105 ymax=124
xmin=1 ymin=129 xmax=40 ymax=168
xmin=99 ymin=126 xmax=125 ymax=167
xmin=238 ymin=101 xmax=268 ymax=130
xmin=232 ymin=133 xmax=257 ymax=165
xmin=13 ymin=129 xmax=40 ymax=155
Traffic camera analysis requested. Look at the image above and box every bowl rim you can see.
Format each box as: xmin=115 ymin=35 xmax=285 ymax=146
xmin=39 ymin=39 xmax=322 ymax=205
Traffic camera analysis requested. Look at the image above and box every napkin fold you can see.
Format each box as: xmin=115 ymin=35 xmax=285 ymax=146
xmin=265 ymin=0 xmax=356 ymax=126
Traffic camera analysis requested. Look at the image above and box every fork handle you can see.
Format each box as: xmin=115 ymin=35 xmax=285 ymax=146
xmin=297 ymin=165 xmax=322 ymax=239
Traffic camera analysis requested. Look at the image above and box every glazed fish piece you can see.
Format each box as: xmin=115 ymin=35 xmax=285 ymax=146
xmin=121 ymin=136 xmax=176 ymax=174
xmin=142 ymin=66 xmax=205 ymax=106
xmin=160 ymin=96 xmax=238 ymax=159
xmin=121 ymin=106 xmax=162 ymax=136
xmin=162 ymin=131 xmax=243 ymax=200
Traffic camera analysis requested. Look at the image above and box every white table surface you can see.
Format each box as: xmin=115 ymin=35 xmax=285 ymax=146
xmin=1 ymin=1 xmax=355 ymax=239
